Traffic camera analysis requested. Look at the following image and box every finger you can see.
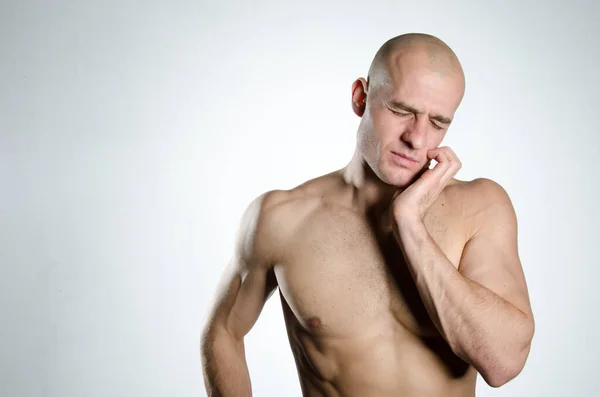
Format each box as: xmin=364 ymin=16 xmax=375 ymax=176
xmin=427 ymin=147 xmax=451 ymax=163
xmin=428 ymin=148 xmax=452 ymax=173
xmin=428 ymin=147 xmax=458 ymax=184
xmin=443 ymin=147 xmax=462 ymax=174
xmin=439 ymin=148 xmax=461 ymax=182
xmin=427 ymin=147 xmax=442 ymax=160
xmin=425 ymin=158 xmax=451 ymax=187
xmin=444 ymin=147 xmax=462 ymax=168
xmin=430 ymin=147 xmax=461 ymax=173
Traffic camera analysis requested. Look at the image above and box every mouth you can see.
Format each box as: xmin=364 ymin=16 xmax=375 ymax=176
xmin=391 ymin=151 xmax=418 ymax=164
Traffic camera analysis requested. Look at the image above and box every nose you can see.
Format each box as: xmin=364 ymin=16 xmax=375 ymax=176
xmin=400 ymin=116 xmax=428 ymax=150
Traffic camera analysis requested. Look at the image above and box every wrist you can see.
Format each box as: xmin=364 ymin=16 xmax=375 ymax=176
xmin=393 ymin=211 xmax=424 ymax=231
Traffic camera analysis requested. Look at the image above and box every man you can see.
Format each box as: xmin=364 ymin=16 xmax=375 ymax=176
xmin=201 ymin=33 xmax=535 ymax=397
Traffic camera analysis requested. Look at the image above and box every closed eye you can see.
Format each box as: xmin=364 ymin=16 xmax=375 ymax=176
xmin=431 ymin=121 xmax=444 ymax=131
xmin=390 ymin=109 xmax=411 ymax=116
xmin=391 ymin=109 xmax=444 ymax=130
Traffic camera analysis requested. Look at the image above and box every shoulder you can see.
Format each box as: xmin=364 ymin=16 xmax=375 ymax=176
xmin=463 ymin=177 xmax=514 ymax=213
xmin=234 ymin=171 xmax=352 ymax=265
xmin=233 ymin=180 xmax=326 ymax=267
xmin=466 ymin=177 xmax=511 ymax=199
xmin=233 ymin=189 xmax=289 ymax=268
xmin=453 ymin=178 xmax=517 ymax=237
xmin=445 ymin=177 xmax=512 ymax=206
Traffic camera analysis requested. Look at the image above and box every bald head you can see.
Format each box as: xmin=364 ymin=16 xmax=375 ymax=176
xmin=367 ymin=33 xmax=465 ymax=98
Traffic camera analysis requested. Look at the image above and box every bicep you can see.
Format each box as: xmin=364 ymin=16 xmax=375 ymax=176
xmin=204 ymin=191 xmax=280 ymax=340
xmin=458 ymin=184 xmax=532 ymax=317
xmin=207 ymin=257 xmax=278 ymax=340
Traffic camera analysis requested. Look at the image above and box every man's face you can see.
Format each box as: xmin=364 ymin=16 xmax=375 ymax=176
xmin=355 ymin=53 xmax=464 ymax=187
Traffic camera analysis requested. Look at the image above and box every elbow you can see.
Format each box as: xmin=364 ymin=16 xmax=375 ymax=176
xmin=481 ymin=360 xmax=524 ymax=388
xmin=481 ymin=314 xmax=535 ymax=388
xmin=478 ymin=346 xmax=528 ymax=387
xmin=480 ymin=338 xmax=533 ymax=388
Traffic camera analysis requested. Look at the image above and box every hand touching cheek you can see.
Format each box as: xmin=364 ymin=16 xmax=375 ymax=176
xmin=392 ymin=146 xmax=462 ymax=223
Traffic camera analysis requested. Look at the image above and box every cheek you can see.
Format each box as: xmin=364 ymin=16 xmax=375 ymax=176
xmin=357 ymin=122 xmax=377 ymax=157
xmin=372 ymin=111 xmax=405 ymax=141
xmin=359 ymin=111 xmax=383 ymax=145
xmin=429 ymin=133 xmax=446 ymax=149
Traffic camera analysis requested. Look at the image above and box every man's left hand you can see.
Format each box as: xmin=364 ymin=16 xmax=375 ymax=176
xmin=391 ymin=146 xmax=462 ymax=223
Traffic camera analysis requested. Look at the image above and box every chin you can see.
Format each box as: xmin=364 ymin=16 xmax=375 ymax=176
xmin=392 ymin=176 xmax=415 ymax=188
xmin=381 ymin=168 xmax=416 ymax=188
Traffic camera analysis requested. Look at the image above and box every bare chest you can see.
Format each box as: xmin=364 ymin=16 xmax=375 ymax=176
xmin=275 ymin=204 xmax=466 ymax=338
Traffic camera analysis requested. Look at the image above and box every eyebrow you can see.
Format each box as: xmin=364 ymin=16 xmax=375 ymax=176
xmin=388 ymin=100 xmax=453 ymax=124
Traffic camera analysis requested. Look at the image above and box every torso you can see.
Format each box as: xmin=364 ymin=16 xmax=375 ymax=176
xmin=267 ymin=171 xmax=479 ymax=397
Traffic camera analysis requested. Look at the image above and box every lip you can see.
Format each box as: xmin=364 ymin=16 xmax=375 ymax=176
xmin=390 ymin=151 xmax=418 ymax=167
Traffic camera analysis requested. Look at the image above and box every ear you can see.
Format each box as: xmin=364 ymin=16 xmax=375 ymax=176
xmin=351 ymin=77 xmax=368 ymax=117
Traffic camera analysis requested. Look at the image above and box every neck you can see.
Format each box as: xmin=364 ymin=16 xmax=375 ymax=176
xmin=341 ymin=148 xmax=399 ymax=212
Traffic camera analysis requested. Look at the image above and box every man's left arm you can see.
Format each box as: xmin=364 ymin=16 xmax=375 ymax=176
xmin=395 ymin=178 xmax=535 ymax=388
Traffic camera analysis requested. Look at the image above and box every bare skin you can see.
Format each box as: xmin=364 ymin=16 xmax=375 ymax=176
xmin=201 ymin=33 xmax=534 ymax=397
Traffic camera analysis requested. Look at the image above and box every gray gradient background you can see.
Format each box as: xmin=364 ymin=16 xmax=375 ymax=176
xmin=1 ymin=0 xmax=599 ymax=396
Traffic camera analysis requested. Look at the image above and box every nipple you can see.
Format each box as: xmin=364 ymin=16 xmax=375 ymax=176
xmin=306 ymin=316 xmax=323 ymax=328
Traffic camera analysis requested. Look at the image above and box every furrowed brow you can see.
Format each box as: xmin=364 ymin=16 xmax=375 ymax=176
xmin=388 ymin=101 xmax=420 ymax=114
xmin=388 ymin=100 xmax=452 ymax=124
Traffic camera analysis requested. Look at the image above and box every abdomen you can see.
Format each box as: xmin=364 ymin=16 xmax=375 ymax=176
xmin=281 ymin=305 xmax=476 ymax=397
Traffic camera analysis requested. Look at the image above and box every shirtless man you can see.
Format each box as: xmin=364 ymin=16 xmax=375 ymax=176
xmin=201 ymin=33 xmax=535 ymax=397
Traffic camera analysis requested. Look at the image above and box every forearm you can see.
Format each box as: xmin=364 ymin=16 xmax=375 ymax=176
xmin=395 ymin=219 xmax=532 ymax=385
xmin=201 ymin=328 xmax=252 ymax=397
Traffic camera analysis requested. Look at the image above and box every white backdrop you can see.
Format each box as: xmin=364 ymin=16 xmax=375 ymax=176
xmin=1 ymin=0 xmax=599 ymax=396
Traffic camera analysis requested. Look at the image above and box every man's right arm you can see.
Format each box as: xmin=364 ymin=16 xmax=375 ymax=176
xmin=200 ymin=192 xmax=281 ymax=397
